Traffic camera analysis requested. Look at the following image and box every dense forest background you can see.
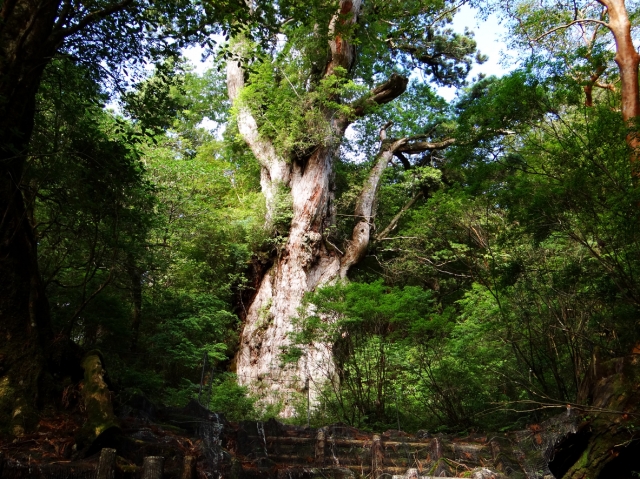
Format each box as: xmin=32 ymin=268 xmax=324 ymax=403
xmin=4 ymin=0 xmax=640 ymax=439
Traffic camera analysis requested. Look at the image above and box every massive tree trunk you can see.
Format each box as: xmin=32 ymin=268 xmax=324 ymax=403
xmin=226 ymin=5 xmax=456 ymax=411
xmin=227 ymin=0 xmax=402 ymax=414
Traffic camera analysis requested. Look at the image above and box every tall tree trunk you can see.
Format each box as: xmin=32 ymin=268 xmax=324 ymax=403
xmin=228 ymin=62 xmax=352 ymax=413
xmin=1 ymin=0 xmax=136 ymax=434
xmin=233 ymin=145 xmax=346 ymax=415
xmin=227 ymin=2 xmax=441 ymax=410
xmin=0 ymin=0 xmax=62 ymax=435
xmin=596 ymin=0 xmax=640 ymax=178
xmin=227 ymin=0 xmax=382 ymax=414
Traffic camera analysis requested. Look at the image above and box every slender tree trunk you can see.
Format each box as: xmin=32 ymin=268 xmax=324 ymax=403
xmin=127 ymin=256 xmax=143 ymax=352
xmin=339 ymin=134 xmax=408 ymax=277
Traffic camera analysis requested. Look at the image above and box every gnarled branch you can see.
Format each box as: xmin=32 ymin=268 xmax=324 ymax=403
xmin=226 ymin=43 xmax=291 ymax=225
xmin=396 ymin=137 xmax=456 ymax=154
xmin=339 ymin=125 xmax=400 ymax=276
xmin=340 ymin=126 xmax=456 ymax=277
xmin=350 ymin=74 xmax=409 ymax=117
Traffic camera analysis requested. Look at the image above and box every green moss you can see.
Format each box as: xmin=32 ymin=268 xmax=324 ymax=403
xmin=78 ymin=351 xmax=119 ymax=445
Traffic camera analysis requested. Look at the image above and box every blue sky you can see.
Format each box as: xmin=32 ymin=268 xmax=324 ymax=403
xmin=435 ymin=4 xmax=513 ymax=100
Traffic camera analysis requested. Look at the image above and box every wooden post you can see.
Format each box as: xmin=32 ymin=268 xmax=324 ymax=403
xmin=315 ymin=428 xmax=325 ymax=466
xmin=180 ymin=456 xmax=196 ymax=479
xmin=96 ymin=448 xmax=116 ymax=479
xmin=371 ymin=434 xmax=383 ymax=479
xmin=405 ymin=468 xmax=418 ymax=479
xmin=431 ymin=437 xmax=446 ymax=477
xmin=142 ymin=456 xmax=164 ymax=479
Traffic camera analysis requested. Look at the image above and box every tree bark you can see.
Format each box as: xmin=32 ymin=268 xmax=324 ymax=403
xmin=562 ymin=355 xmax=640 ymax=479
xmin=228 ymin=0 xmax=401 ymax=414
xmin=228 ymin=12 xmax=453 ymax=410
xmin=141 ymin=456 xmax=165 ymax=479
xmin=596 ymin=0 xmax=640 ymax=178
xmin=180 ymin=456 xmax=196 ymax=479
xmin=339 ymin=132 xmax=408 ymax=277
xmin=0 ymin=0 xmax=62 ymax=436
xmin=96 ymin=448 xmax=117 ymax=479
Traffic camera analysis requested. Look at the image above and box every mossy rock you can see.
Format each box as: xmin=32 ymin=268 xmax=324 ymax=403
xmin=77 ymin=350 xmax=119 ymax=447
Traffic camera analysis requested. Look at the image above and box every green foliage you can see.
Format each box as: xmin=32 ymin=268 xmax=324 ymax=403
xmin=28 ymin=57 xmax=155 ymax=341
xmin=351 ymin=0 xmax=484 ymax=85
xmin=122 ymin=59 xmax=190 ymax=136
xmin=287 ymin=280 xmax=435 ymax=430
xmin=113 ymin=66 xmax=266 ymax=405
xmin=356 ymin=61 xmax=640 ymax=430
xmin=272 ymin=183 xmax=294 ymax=236
xmin=28 ymin=57 xmax=264 ymax=413
xmin=294 ymin=39 xmax=640 ymax=432
xmin=106 ymin=290 xmax=239 ymax=403
xmin=208 ymin=375 xmax=258 ymax=421
xmin=122 ymin=58 xmax=230 ymax=140
xmin=22 ymin=0 xmax=640 ymax=437
xmin=346 ymin=80 xmax=452 ymax=161
xmin=239 ymin=60 xmax=365 ymax=158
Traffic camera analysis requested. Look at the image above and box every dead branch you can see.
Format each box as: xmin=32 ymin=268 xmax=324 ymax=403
xmin=375 ymin=191 xmax=424 ymax=240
